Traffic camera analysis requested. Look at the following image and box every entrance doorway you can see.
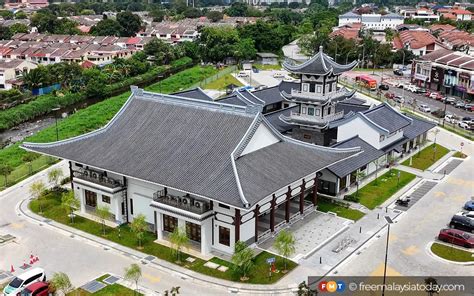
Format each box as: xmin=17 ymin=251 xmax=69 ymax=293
xmin=163 ymin=214 xmax=178 ymax=233
xmin=186 ymin=221 xmax=201 ymax=243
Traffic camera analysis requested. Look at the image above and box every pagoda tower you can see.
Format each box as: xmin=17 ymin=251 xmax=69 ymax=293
xmin=279 ymin=46 xmax=358 ymax=146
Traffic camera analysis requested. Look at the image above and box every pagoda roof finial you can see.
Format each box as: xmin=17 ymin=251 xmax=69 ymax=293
xmin=319 ymin=45 xmax=323 ymax=52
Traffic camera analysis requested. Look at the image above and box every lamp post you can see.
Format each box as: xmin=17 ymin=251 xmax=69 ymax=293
xmin=382 ymin=216 xmax=394 ymax=296
xmin=52 ymin=107 xmax=60 ymax=141
xmin=157 ymin=74 xmax=164 ymax=96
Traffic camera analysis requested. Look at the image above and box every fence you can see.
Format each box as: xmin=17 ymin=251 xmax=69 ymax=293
xmin=188 ymin=65 xmax=238 ymax=90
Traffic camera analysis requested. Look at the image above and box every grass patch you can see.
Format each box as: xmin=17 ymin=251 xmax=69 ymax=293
xmin=30 ymin=191 xmax=296 ymax=284
xmin=316 ymin=199 xmax=365 ymax=221
xmin=348 ymin=169 xmax=416 ymax=210
xmin=0 ymin=66 xmax=218 ymax=191
xmin=67 ymin=274 xmax=142 ymax=296
xmin=253 ymin=63 xmax=282 ymax=71
xmin=203 ymin=74 xmax=243 ymax=90
xmin=431 ymin=243 xmax=474 ymax=263
xmin=453 ymin=151 xmax=467 ymax=159
xmin=0 ymin=155 xmax=57 ymax=190
xmin=401 ymin=143 xmax=450 ymax=170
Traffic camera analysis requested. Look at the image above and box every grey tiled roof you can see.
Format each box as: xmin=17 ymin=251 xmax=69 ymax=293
xmin=220 ymin=81 xmax=298 ymax=107
xmin=340 ymin=11 xmax=361 ymax=18
xmin=283 ymin=47 xmax=358 ymax=75
xmin=23 ymin=90 xmax=359 ymax=208
xmin=328 ymin=137 xmax=385 ymax=178
xmin=336 ymin=102 xmax=370 ymax=115
xmin=264 ymin=106 xmax=298 ymax=133
xmin=402 ymin=114 xmax=436 ymax=140
xmin=362 ymin=103 xmax=412 ymax=133
xmin=171 ymin=88 xmax=213 ymax=101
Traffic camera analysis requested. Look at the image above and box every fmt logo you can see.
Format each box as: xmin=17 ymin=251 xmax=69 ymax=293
xmin=318 ymin=280 xmax=345 ymax=293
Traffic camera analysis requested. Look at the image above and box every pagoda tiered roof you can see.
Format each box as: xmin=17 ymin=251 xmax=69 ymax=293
xmin=283 ymin=46 xmax=358 ymax=76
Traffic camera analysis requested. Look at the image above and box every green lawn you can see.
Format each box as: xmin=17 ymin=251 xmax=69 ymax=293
xmin=67 ymin=274 xmax=142 ymax=296
xmin=253 ymin=63 xmax=282 ymax=71
xmin=0 ymin=155 xmax=57 ymax=190
xmin=0 ymin=66 xmax=218 ymax=192
xmin=203 ymin=74 xmax=243 ymax=90
xmin=30 ymin=191 xmax=296 ymax=284
xmin=431 ymin=243 xmax=474 ymax=263
xmin=348 ymin=169 xmax=416 ymax=210
xmin=453 ymin=151 xmax=467 ymax=159
xmin=316 ymin=199 xmax=365 ymax=221
xmin=402 ymin=143 xmax=450 ymax=171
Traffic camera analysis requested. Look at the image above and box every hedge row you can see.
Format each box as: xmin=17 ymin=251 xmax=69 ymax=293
xmin=0 ymin=57 xmax=193 ymax=131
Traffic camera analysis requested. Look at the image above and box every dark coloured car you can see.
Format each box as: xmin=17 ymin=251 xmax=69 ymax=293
xmin=415 ymin=88 xmax=427 ymax=94
xmin=393 ymin=69 xmax=403 ymax=76
xmin=450 ymin=215 xmax=474 ymax=233
xmin=438 ymin=228 xmax=474 ymax=248
xmin=379 ymin=84 xmax=389 ymax=90
xmin=464 ymin=200 xmax=474 ymax=211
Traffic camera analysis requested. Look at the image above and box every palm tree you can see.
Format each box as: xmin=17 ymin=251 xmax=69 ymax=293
xmin=61 ymin=191 xmax=80 ymax=224
xmin=231 ymin=241 xmax=254 ymax=281
xmin=130 ymin=214 xmax=147 ymax=248
xmin=22 ymin=153 xmax=39 ymax=175
xmin=29 ymin=181 xmax=46 ymax=213
xmin=124 ymin=263 xmax=142 ymax=295
xmin=169 ymin=227 xmax=189 ymax=263
xmin=95 ymin=205 xmax=110 ymax=236
xmin=274 ymin=230 xmax=296 ymax=272
xmin=424 ymin=277 xmax=439 ymax=296
xmin=0 ymin=164 xmax=13 ymax=188
xmin=50 ymin=272 xmax=74 ymax=295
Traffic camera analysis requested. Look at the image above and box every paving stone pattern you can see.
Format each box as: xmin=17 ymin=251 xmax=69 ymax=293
xmin=438 ymin=159 xmax=463 ymax=175
xmin=81 ymin=280 xmax=106 ymax=293
xmin=395 ymin=181 xmax=437 ymax=211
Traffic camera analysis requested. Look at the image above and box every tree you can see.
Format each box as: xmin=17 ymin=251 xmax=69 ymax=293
xmin=0 ymin=164 xmax=13 ymax=188
xmin=9 ymin=23 xmax=29 ymax=35
xmin=50 ymin=272 xmax=74 ymax=295
xmin=117 ymin=11 xmax=142 ymax=37
xmin=233 ymin=38 xmax=257 ymax=63
xmin=22 ymin=153 xmax=39 ymax=175
xmin=0 ymin=25 xmax=12 ymax=40
xmin=144 ymin=39 xmax=176 ymax=65
xmin=206 ymin=11 xmax=223 ymax=22
xmin=273 ymin=230 xmax=296 ymax=272
xmin=48 ymin=168 xmax=64 ymax=189
xmin=355 ymin=171 xmax=366 ymax=197
xmin=199 ymin=26 xmax=240 ymax=63
xmin=91 ymin=18 xmax=122 ymax=36
xmin=183 ymin=7 xmax=202 ymax=19
xmin=61 ymin=190 xmax=80 ymax=224
xmin=95 ymin=205 xmax=110 ymax=236
xmin=226 ymin=2 xmax=248 ymax=17
xmin=231 ymin=241 xmax=254 ymax=281
xmin=30 ymin=181 xmax=46 ymax=213
xmin=124 ymin=264 xmax=142 ymax=295
xmin=169 ymin=227 xmax=189 ymax=263
xmin=0 ymin=10 xmax=14 ymax=20
xmin=130 ymin=214 xmax=147 ymax=248
xmin=177 ymin=41 xmax=200 ymax=61
xmin=14 ymin=11 xmax=28 ymax=19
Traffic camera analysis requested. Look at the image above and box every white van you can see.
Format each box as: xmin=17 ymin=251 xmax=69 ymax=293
xmin=273 ymin=72 xmax=285 ymax=78
xmin=237 ymin=71 xmax=249 ymax=77
xmin=2 ymin=268 xmax=46 ymax=295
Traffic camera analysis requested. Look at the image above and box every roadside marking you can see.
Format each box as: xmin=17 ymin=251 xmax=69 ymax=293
xmin=388 ymin=234 xmax=398 ymax=243
xmin=143 ymin=273 xmax=160 ymax=283
xmin=401 ymin=245 xmax=419 ymax=256
xmin=434 ymin=191 xmax=446 ymax=197
xmin=370 ymin=263 xmax=402 ymax=277
xmin=10 ymin=223 xmax=24 ymax=229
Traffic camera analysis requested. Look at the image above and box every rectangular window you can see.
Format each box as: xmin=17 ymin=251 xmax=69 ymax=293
xmin=307 ymin=107 xmax=315 ymax=116
xmin=315 ymin=109 xmax=321 ymax=116
xmin=316 ymin=85 xmax=322 ymax=93
xmin=309 ymin=83 xmax=315 ymax=92
xmin=85 ymin=190 xmax=97 ymax=207
xmin=218 ymin=203 xmax=230 ymax=209
xmin=130 ymin=198 xmax=134 ymax=215
xmin=301 ymin=107 xmax=307 ymax=114
xmin=219 ymin=226 xmax=230 ymax=246
xmin=302 ymin=83 xmax=309 ymax=92
xmin=163 ymin=214 xmax=178 ymax=233
xmin=327 ymin=107 xmax=331 ymax=115
xmin=121 ymin=202 xmax=125 ymax=215
xmin=380 ymin=135 xmax=385 ymax=142
xmin=102 ymin=195 xmax=111 ymax=204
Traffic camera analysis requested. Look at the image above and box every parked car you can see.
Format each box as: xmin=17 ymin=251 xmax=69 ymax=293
xmin=464 ymin=200 xmax=474 ymax=211
xmin=445 ymin=97 xmax=456 ymax=105
xmin=438 ymin=228 xmax=474 ymax=248
xmin=425 ymin=91 xmax=432 ymax=97
xmin=455 ymin=101 xmax=466 ymax=108
xmin=455 ymin=211 xmax=474 ymax=219
xmin=393 ymin=69 xmax=403 ymax=76
xmin=435 ymin=94 xmax=445 ymax=101
xmin=444 ymin=114 xmax=457 ymax=124
xmin=450 ymin=215 xmax=474 ymax=233
xmin=418 ymin=104 xmax=431 ymax=113
xmin=463 ymin=104 xmax=473 ymax=111
xmin=237 ymin=71 xmax=249 ymax=77
xmin=396 ymin=82 xmax=406 ymax=88
xmin=429 ymin=92 xmax=439 ymax=99
xmin=385 ymin=92 xmax=395 ymax=99
xmin=251 ymin=67 xmax=259 ymax=73
xmin=458 ymin=121 xmax=471 ymax=129
xmin=394 ymin=96 xmax=405 ymax=103
xmin=20 ymin=282 xmax=52 ymax=296
xmin=415 ymin=88 xmax=427 ymax=94
xmin=378 ymin=84 xmax=389 ymax=90
xmin=273 ymin=72 xmax=285 ymax=78
xmin=462 ymin=117 xmax=474 ymax=124
xmin=2 ymin=268 xmax=46 ymax=295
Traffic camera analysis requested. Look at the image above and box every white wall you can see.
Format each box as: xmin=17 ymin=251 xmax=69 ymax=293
xmin=127 ymin=178 xmax=160 ymax=224
xmin=241 ymin=123 xmax=280 ymax=156
xmin=337 ymin=117 xmax=382 ymax=149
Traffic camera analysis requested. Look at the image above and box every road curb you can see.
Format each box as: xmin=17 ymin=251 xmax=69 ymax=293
xmin=425 ymin=242 xmax=474 ymax=266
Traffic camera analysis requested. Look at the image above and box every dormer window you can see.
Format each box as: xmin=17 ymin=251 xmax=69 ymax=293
xmin=308 ymin=107 xmax=315 ymax=116
xmin=380 ymin=135 xmax=385 ymax=142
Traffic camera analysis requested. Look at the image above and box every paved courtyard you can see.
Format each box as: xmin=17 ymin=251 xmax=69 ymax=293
xmin=258 ymin=211 xmax=352 ymax=260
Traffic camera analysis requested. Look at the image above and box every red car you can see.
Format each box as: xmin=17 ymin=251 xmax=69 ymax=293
xmin=384 ymin=92 xmax=395 ymax=99
xmin=20 ymin=282 xmax=52 ymax=296
xmin=438 ymin=228 xmax=474 ymax=248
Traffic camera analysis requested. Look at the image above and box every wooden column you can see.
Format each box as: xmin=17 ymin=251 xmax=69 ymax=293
xmin=235 ymin=209 xmax=241 ymax=243
xmin=254 ymin=205 xmax=260 ymax=243
xmin=270 ymin=194 xmax=276 ymax=232
xmin=68 ymin=161 xmax=74 ymax=191
xmin=285 ymin=186 xmax=291 ymax=223
xmin=312 ymin=175 xmax=319 ymax=206
xmin=299 ymin=179 xmax=306 ymax=214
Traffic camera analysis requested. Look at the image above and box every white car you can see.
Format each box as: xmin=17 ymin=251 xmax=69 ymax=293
xmin=444 ymin=114 xmax=457 ymax=124
xmin=455 ymin=211 xmax=474 ymax=220
xmin=406 ymin=85 xmax=418 ymax=93
xmin=418 ymin=104 xmax=431 ymax=112
xmin=2 ymin=268 xmax=46 ymax=295
xmin=458 ymin=121 xmax=470 ymax=129
xmin=273 ymin=72 xmax=285 ymax=78
xmin=237 ymin=71 xmax=249 ymax=77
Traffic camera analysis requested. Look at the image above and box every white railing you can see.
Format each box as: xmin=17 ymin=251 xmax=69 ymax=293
xmin=290 ymin=88 xmax=348 ymax=101
xmin=289 ymin=111 xmax=344 ymax=124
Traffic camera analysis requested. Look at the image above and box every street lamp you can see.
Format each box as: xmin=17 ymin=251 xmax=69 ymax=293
xmin=382 ymin=216 xmax=394 ymax=296
xmin=52 ymin=107 xmax=60 ymax=141
xmin=157 ymin=75 xmax=164 ymax=96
